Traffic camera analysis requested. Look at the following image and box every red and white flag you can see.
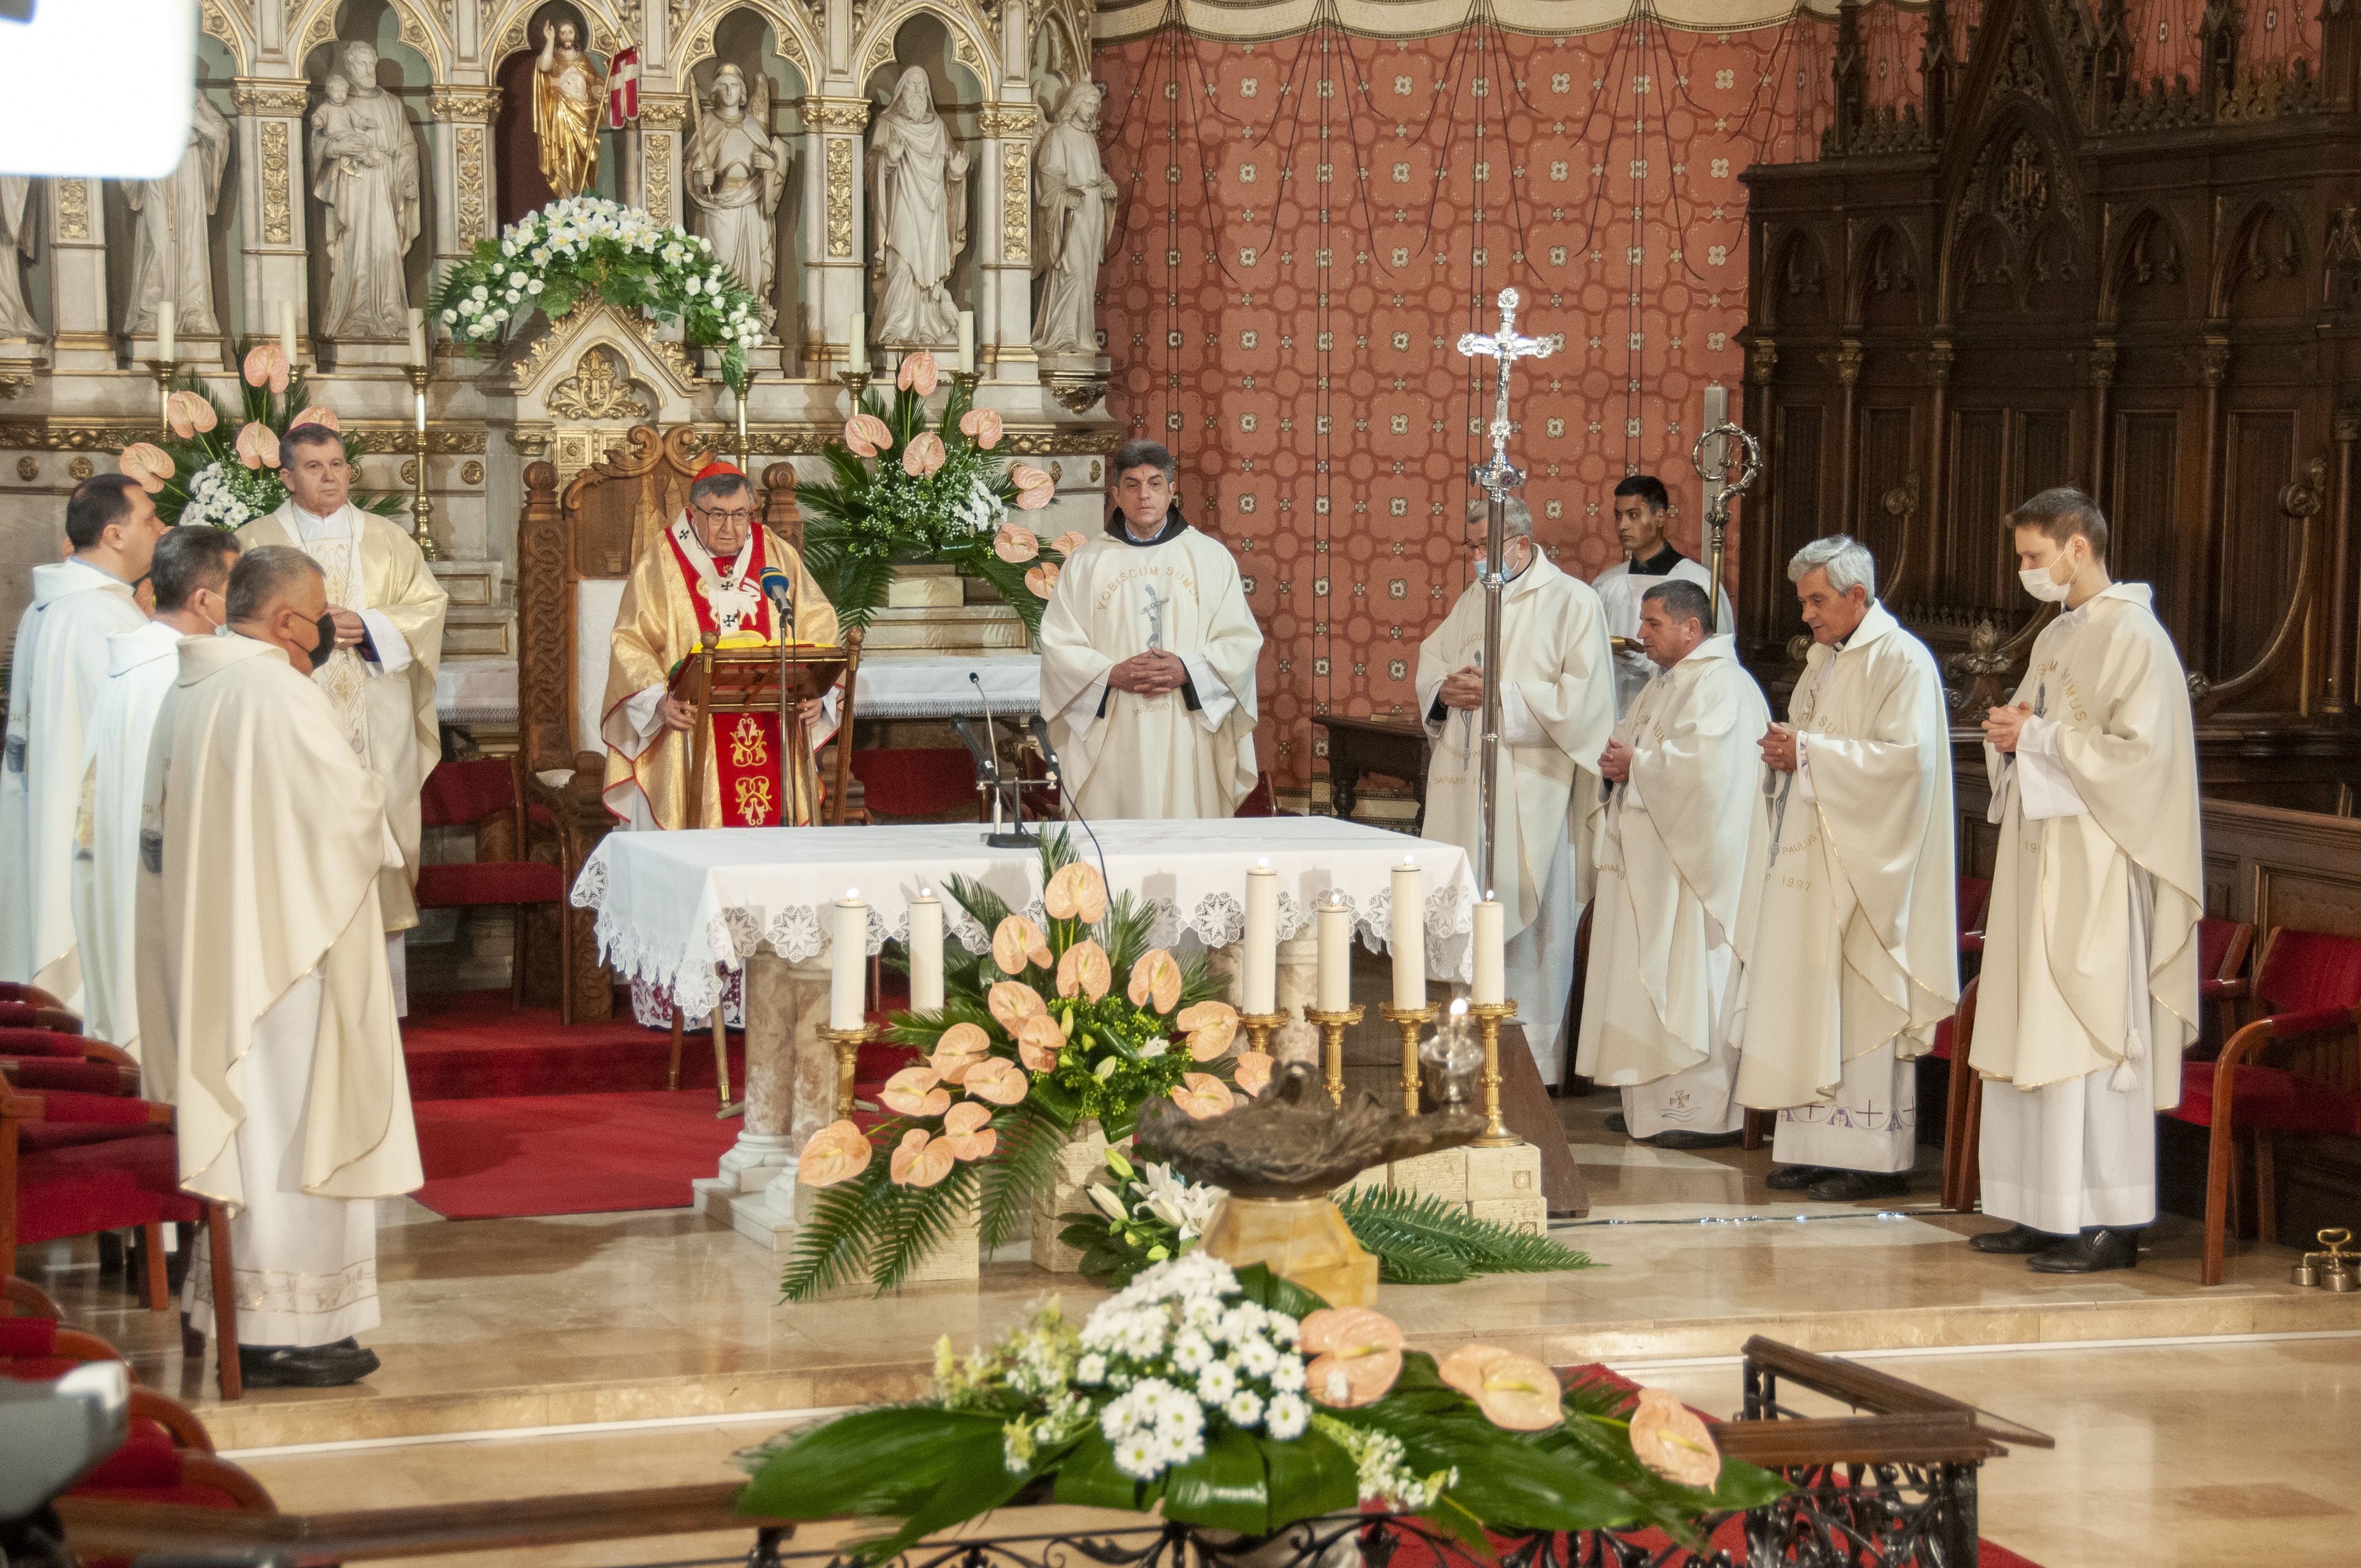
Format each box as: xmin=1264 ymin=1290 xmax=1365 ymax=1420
xmin=606 ymin=46 xmax=640 ymax=129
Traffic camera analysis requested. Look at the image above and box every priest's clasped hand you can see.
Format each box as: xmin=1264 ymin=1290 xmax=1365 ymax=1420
xmin=327 ymin=606 xmax=368 ymax=649
xmin=1759 ymin=722 xmax=1800 ymax=772
xmin=1108 ymin=649 xmax=1190 ymax=695
xmin=1437 ymin=663 xmax=1486 ymax=711
xmin=1598 ymin=736 xmax=1634 ymax=783
xmin=1983 ymin=701 xmax=2032 ymax=753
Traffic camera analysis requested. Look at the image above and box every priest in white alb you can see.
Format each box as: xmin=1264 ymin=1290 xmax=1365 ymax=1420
xmin=236 ymin=425 xmax=446 ymax=1012
xmin=1590 ymin=474 xmax=1732 ymax=716
xmin=1040 ymin=440 xmax=1263 ymax=818
xmin=1732 ymin=536 xmax=1958 ymax=1201
xmin=74 ymin=526 xmax=241 ymax=1057
xmin=1576 ymin=579 xmax=1769 ymax=1146
xmin=1970 ymin=488 xmax=2201 ymax=1275
xmin=138 ymin=546 xmax=421 ymax=1388
xmin=1 ymin=475 xmax=164 ymax=1006
xmin=1418 ymin=497 xmax=1615 ymax=1082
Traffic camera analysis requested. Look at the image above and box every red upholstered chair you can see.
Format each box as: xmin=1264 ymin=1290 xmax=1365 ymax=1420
xmin=0 ymin=1031 xmax=140 ymax=1098
xmin=850 ymin=747 xmax=982 ymax=822
xmin=1955 ymin=876 xmax=1993 ymax=952
xmin=2168 ymin=927 xmax=2361 ymax=1284
xmin=1234 ymin=772 xmax=1278 ymax=817
xmin=416 ymin=755 xmax=573 ymax=1020
xmin=0 ymin=1001 xmax=81 ymax=1035
xmin=0 ymin=983 xmax=67 ymax=1010
xmin=1 ymin=1085 xmax=242 ymax=1398
xmin=1929 ymin=878 xmax=1996 ymax=1209
xmin=2195 ymin=918 xmax=2256 ymax=1053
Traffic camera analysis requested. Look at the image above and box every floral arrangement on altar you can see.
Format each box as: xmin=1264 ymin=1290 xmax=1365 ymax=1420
xmin=798 ymin=350 xmax=1080 ymax=635
xmin=786 ymin=832 xmax=1263 ymax=1300
xmin=428 ymin=196 xmax=766 ymax=392
xmin=1062 ymin=1148 xmax=1591 ymax=1290
xmin=737 ymin=1254 xmax=1782 ymax=1560
xmin=118 ymin=342 xmax=399 ymax=531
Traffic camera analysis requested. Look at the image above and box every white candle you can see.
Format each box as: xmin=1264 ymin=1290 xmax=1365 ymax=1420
xmin=415 ymin=385 xmax=427 ymax=438
xmin=908 ymin=889 xmax=944 ymax=1013
xmin=956 ymin=310 xmax=976 ymax=374
xmin=1315 ymin=895 xmax=1351 ymax=1014
xmin=831 ymin=890 xmax=867 ymax=1030
xmin=1703 ymin=380 xmax=1728 ymax=430
xmin=1389 ymin=859 xmax=1425 ymax=1010
xmin=279 ymin=301 xmax=297 ymax=366
xmin=1242 ymin=861 xmax=1277 ymax=1014
xmin=407 ymin=307 xmax=427 ymax=367
xmin=1472 ymin=896 xmax=1505 ymax=1006
xmin=156 ymin=302 xmax=174 ymax=363
xmin=848 ymin=309 xmax=866 ymax=373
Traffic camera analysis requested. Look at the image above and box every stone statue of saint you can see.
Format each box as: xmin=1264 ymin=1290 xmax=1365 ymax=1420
xmin=866 ymin=66 xmax=968 ymax=348
xmin=0 ymin=177 xmax=38 ymax=340
xmin=312 ymin=41 xmax=422 ymax=341
xmin=1032 ymin=81 xmax=1116 ymax=355
xmin=123 ymin=92 xmax=231 ymax=339
xmin=687 ymin=64 xmax=788 ymax=331
xmin=534 ymin=18 xmax=604 ymax=198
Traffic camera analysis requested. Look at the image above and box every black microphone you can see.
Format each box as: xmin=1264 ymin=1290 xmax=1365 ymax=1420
xmin=758 ymin=567 xmax=795 ymax=634
xmin=972 ymin=671 xmax=1035 ymax=847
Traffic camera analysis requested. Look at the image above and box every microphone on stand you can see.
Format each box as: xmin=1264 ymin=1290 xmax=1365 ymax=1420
xmin=757 ymin=567 xmax=796 ymax=635
xmin=973 ymin=671 xmax=1036 ymax=848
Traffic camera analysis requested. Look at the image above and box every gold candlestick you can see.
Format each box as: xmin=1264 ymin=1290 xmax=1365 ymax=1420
xmin=1237 ymin=1010 xmax=1286 ymax=1059
xmin=148 ymin=359 xmax=177 ymax=438
xmin=837 ymin=368 xmax=872 ymax=414
xmin=818 ymin=1022 xmax=879 ymax=1121
xmin=949 ymin=369 xmax=982 ymax=396
xmin=1379 ymin=1002 xmax=1438 ymax=1115
xmin=735 ymin=372 xmax=752 ymax=474
xmin=1304 ymin=1004 xmax=1364 ymax=1107
xmin=404 ymin=364 xmax=439 ymax=562
xmin=1467 ymin=1000 xmax=1521 ymax=1147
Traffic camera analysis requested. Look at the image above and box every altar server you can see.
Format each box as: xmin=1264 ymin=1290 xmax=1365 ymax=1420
xmin=75 ymin=526 xmax=240 ymax=1057
xmin=1418 ymin=496 xmax=1615 ymax=1082
xmin=1 ymin=475 xmax=163 ymax=1005
xmin=139 ymin=546 xmax=421 ymax=1387
xmin=1733 ymin=536 xmax=1957 ymax=1200
xmin=1040 ymin=440 xmax=1263 ymax=818
xmin=600 ymin=460 xmax=839 ymax=830
xmin=1577 ymin=580 xmax=1769 ymax=1146
xmin=236 ymin=426 xmax=447 ymax=1011
xmin=1970 ymin=489 xmax=2200 ymax=1273
xmin=1591 ymin=475 xmax=1731 ymax=715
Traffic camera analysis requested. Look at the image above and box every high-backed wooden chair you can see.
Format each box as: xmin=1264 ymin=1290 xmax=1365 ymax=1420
xmin=515 ymin=426 xmax=821 ymax=1021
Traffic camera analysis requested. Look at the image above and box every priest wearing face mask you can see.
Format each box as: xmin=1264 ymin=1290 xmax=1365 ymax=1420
xmin=138 ymin=546 xmax=421 ymax=1388
xmin=235 ymin=427 xmax=447 ymax=1013
xmin=74 ymin=526 xmax=242 ymax=1057
xmin=1417 ymin=497 xmax=1615 ymax=1082
xmin=1968 ymin=488 xmax=2200 ymax=1274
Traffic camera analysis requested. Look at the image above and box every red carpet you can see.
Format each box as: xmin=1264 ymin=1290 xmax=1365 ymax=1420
xmin=410 ymin=1090 xmax=746 ymax=1218
xmin=401 ymin=989 xmax=743 ymax=1101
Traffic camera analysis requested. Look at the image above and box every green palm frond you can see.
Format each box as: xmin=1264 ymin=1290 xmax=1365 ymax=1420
xmin=869 ymin=1160 xmax=982 ymax=1293
xmin=977 ymin=1102 xmax=1067 ymax=1252
xmin=782 ymin=1159 xmax=899 ymax=1301
xmin=1336 ymin=1185 xmax=1592 ymax=1275
xmin=1098 ymin=891 xmax=1158 ymax=974
xmin=941 ymin=871 xmax=1017 ymax=937
xmin=1372 ymin=1240 xmax=1475 ymax=1286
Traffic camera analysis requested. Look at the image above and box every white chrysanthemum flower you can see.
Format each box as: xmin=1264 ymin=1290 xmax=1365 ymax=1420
xmin=1195 ymin=1360 xmax=1238 ymax=1406
xmin=508 ymin=270 xmax=526 ymax=287
xmin=1265 ymin=1313 xmax=1300 ymax=1346
xmin=471 ymin=284 xmax=488 ymax=301
xmin=1269 ymin=1354 xmax=1308 ymax=1393
xmin=1113 ymin=1438 xmax=1159 ymax=1480
xmin=1266 ymin=1391 xmax=1309 ymax=1440
xmin=1171 ymin=1329 xmax=1214 ymax=1373
xmin=1074 ymin=1352 xmax=1107 ymax=1386
xmin=1225 ymin=1388 xmax=1265 ymax=1428
xmin=1236 ymin=1337 xmax=1280 ymax=1378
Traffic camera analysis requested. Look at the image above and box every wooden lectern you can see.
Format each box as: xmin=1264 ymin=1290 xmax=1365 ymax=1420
xmin=667 ymin=628 xmax=866 ymax=831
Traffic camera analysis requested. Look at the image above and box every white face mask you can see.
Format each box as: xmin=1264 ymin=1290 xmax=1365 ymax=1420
xmin=2018 ymin=548 xmax=2077 ymax=603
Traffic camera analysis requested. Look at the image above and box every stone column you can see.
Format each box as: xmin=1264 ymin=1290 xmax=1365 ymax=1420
xmin=426 ymin=88 xmax=501 ymax=263
xmin=803 ymin=96 xmax=869 ymax=372
xmin=230 ymin=79 xmax=315 ymax=366
xmin=695 ymin=950 xmax=833 ymax=1249
xmin=42 ymin=177 xmax=110 ymax=374
xmin=976 ymin=104 xmax=1038 ymax=384
xmin=635 ymin=94 xmax=689 ymax=233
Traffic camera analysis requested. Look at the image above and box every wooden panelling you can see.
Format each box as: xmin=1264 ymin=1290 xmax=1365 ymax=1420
xmin=2219 ymin=410 xmax=2299 ymax=674
xmin=1858 ymin=405 xmax=1917 ymax=584
xmin=1775 ymin=401 xmax=1826 ymax=560
xmin=1945 ymin=410 xmax=2005 ymax=605
xmin=2113 ymin=411 xmax=2179 ymax=594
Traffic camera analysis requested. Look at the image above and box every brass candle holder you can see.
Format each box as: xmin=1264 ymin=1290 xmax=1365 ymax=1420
xmin=404 ymin=364 xmax=439 ymax=562
xmin=818 ymin=1022 xmax=880 ymax=1121
xmin=949 ymin=368 xmax=982 ymax=396
xmin=147 ymin=358 xmax=178 ymax=438
xmin=1238 ymin=1010 xmax=1286 ymax=1059
xmin=1304 ymin=1004 xmax=1364 ymax=1107
xmin=837 ymin=367 xmax=872 ymax=412
xmin=1467 ymin=1000 xmax=1522 ymax=1147
xmin=1379 ymin=1002 xmax=1438 ymax=1115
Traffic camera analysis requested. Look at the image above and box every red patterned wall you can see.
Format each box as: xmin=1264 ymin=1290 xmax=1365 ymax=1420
xmin=1091 ymin=19 xmax=1831 ymax=789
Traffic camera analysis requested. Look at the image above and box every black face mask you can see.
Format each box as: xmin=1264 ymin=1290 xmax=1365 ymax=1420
xmin=312 ymin=612 xmax=339 ymax=661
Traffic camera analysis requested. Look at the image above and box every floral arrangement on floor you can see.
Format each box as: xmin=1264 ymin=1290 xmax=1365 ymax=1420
xmin=786 ymin=831 xmax=1264 ymax=1300
xmin=429 ymin=195 xmax=766 ymax=393
xmin=1061 ymin=1149 xmax=1593 ymax=1289
xmin=798 ymin=350 xmax=1082 ymax=636
xmin=737 ymin=1254 xmax=1782 ymax=1561
xmin=117 ymin=342 xmax=400 ymax=531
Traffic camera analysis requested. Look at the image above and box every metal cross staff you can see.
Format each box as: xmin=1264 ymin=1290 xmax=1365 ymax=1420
xmin=1456 ymin=286 xmax=1553 ymax=899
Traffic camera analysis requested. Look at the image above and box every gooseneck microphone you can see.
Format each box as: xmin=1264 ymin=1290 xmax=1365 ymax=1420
xmin=973 ymin=670 xmax=1036 ymax=848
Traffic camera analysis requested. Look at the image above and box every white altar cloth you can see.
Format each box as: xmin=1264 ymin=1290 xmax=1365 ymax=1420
xmin=855 ymin=656 xmax=1041 ymax=719
xmin=572 ymin=816 xmax=1477 ymax=1020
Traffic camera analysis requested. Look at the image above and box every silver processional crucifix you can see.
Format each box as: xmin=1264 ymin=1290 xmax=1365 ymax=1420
xmin=1455 ymin=286 xmax=1553 ymax=901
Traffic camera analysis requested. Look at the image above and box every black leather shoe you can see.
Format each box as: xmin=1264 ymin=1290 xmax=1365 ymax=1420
xmin=1969 ymin=1223 xmax=2063 ymax=1255
xmin=1806 ymin=1170 xmax=1912 ymax=1202
xmin=1764 ymin=1164 xmax=1835 ymax=1191
xmin=238 ymin=1342 xmax=382 ymax=1388
xmin=1651 ymin=1129 xmax=1744 ymax=1151
xmin=2028 ymin=1227 xmax=2141 ymax=1273
xmin=1604 ymin=1112 xmax=1630 ymax=1135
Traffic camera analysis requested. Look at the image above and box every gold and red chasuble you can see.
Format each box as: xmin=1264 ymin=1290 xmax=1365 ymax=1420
xmin=599 ymin=511 xmax=841 ymax=832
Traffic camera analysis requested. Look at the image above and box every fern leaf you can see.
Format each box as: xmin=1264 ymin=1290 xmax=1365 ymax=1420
xmin=1337 ymin=1185 xmax=1591 ymax=1276
xmin=941 ymin=872 xmax=1016 ymax=937
xmin=782 ymin=1161 xmax=895 ymax=1301
xmin=869 ymin=1160 xmax=981 ymax=1294
xmin=976 ymin=1101 xmax=1066 ymax=1253
xmin=1373 ymin=1241 xmax=1475 ymax=1286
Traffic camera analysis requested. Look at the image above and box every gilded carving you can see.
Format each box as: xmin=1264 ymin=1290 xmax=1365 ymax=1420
xmin=826 ymin=137 xmax=855 ymax=257
xmin=461 ymin=460 xmax=486 ymax=485
xmin=55 ymin=179 xmax=88 ymax=243
xmin=14 ymin=456 xmax=35 ymax=480
xmin=261 ymin=120 xmax=293 ymax=245
xmin=638 ymin=95 xmax=691 ymax=130
xmin=0 ymin=421 xmax=486 ymax=453
xmin=548 ymin=346 xmax=660 ymax=421
xmin=200 ymin=0 xmax=238 ymax=49
xmin=644 ymin=131 xmax=673 ymax=226
xmin=504 ymin=291 xmax=702 ymax=394
xmin=1001 ymin=140 xmax=1030 ymax=264
xmin=805 ymin=97 xmax=873 ymax=130
xmin=428 ymin=88 xmax=503 ymax=121
xmin=978 ymin=107 xmax=1041 ymax=137
xmin=233 ymin=81 xmax=314 ymax=117
xmin=456 ymin=124 xmax=489 ymax=239
xmin=0 ymin=376 xmax=28 ymax=401
xmin=67 ymin=457 xmax=95 ymax=480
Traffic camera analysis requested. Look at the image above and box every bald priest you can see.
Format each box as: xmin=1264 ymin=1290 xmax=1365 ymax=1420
xmin=600 ymin=460 xmax=840 ymax=831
